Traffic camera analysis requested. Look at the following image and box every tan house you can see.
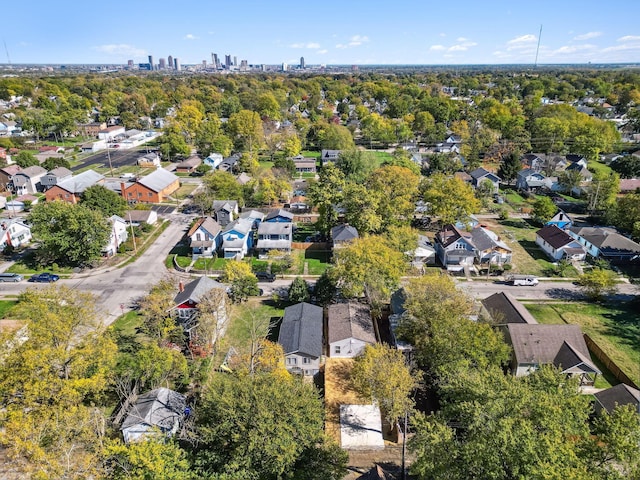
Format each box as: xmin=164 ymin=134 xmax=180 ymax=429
xmin=175 ymin=155 xmax=202 ymax=174
xmin=122 ymin=169 xmax=179 ymax=204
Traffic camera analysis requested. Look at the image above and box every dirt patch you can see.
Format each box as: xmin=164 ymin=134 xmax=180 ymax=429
xmin=324 ymin=358 xmax=367 ymax=444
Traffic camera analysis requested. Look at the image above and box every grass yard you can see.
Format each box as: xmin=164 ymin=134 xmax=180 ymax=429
xmin=289 ymin=249 xmax=331 ymax=275
xmin=301 ymin=150 xmax=321 ymax=159
xmin=364 ymin=150 xmax=392 ymax=168
xmin=0 ymin=300 xmax=17 ymax=318
xmin=524 ymin=302 xmax=640 ymax=386
xmin=109 ymin=310 xmax=143 ymax=338
xmin=587 ymin=160 xmax=613 ymax=176
xmin=6 ymin=252 xmax=74 ymax=275
xmin=173 ymin=183 xmax=198 ymax=198
xmin=193 ymin=257 xmax=228 ymax=271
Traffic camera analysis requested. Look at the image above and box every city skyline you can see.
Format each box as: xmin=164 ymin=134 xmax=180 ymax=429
xmin=3 ymin=0 xmax=640 ymax=66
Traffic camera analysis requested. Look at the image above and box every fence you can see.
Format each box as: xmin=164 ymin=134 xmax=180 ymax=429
xmin=584 ymin=334 xmax=639 ymax=389
xmin=291 ymin=241 xmax=330 ymax=251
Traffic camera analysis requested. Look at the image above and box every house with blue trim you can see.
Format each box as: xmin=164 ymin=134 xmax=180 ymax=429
xmin=220 ymin=218 xmax=254 ymax=259
xmin=265 ymin=209 xmax=294 ymax=223
xmin=546 ymin=210 xmax=572 ymax=229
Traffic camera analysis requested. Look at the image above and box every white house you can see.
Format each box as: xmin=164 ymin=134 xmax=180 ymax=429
xmin=98 ymin=126 xmax=125 ymax=141
xmin=187 ymin=216 xmax=222 ymax=258
xmin=103 ymin=215 xmax=128 ymax=256
xmin=535 ymin=225 xmax=586 ymax=261
xmin=278 ymin=302 xmax=323 ymax=376
xmin=203 ymin=152 xmax=224 ymax=169
xmin=120 ymin=388 xmax=186 ymax=444
xmin=328 ymin=302 xmax=376 ymax=358
xmin=10 ymin=166 xmax=47 ymax=195
xmin=0 ymin=218 xmax=32 ymax=250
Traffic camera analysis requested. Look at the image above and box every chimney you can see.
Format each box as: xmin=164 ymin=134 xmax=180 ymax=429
xmin=120 ymin=182 xmax=127 ymax=199
xmin=179 ymin=281 xmax=184 ymax=292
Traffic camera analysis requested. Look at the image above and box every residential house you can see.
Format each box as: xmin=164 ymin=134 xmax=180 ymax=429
xmin=435 ymin=224 xmax=511 ymax=271
xmin=265 ymin=208 xmax=294 ymax=223
xmin=10 ymin=166 xmax=47 ymax=195
xmin=38 ymin=145 xmax=64 ymax=155
xmin=170 ymin=276 xmax=228 ymax=342
xmin=565 ymin=154 xmax=588 ymax=169
xmin=77 ymin=121 xmax=106 ymax=137
xmin=292 ymin=157 xmax=317 ymax=174
xmin=535 ymin=225 xmax=586 ymax=261
xmin=122 ymin=169 xmax=180 ymax=204
xmin=124 ymin=209 xmax=158 ymax=226
xmin=407 ymin=234 xmax=436 ymax=268
xmin=120 ymin=387 xmax=186 ymax=444
xmin=98 ymin=125 xmax=125 ymax=141
xmin=187 ymin=216 xmax=222 ymax=258
xmin=516 ymin=169 xmax=546 ymax=192
xmin=568 ymin=226 xmax=640 ymax=264
xmin=565 ymin=162 xmax=593 ymax=182
xmin=175 ymin=155 xmax=202 ymax=174
xmin=34 ymin=151 xmax=65 ymax=165
xmin=256 ymin=221 xmax=293 ymax=255
xmin=481 ymin=292 xmax=539 ymax=325
xmin=471 ymin=226 xmax=512 ymax=265
xmin=320 ymin=149 xmax=341 ymax=166
xmin=40 ymin=167 xmax=73 ymax=190
xmin=212 ymin=200 xmax=239 ymax=227
xmin=203 ymin=152 xmax=224 ymax=169
xmin=504 ymin=323 xmax=601 ymax=384
xmin=331 ymin=224 xmax=359 ymax=249
xmin=220 ymin=218 xmax=254 ymax=259
xmin=0 ymin=218 xmax=32 ymax=250
xmin=522 ymin=153 xmax=546 ymax=172
xmin=103 ymin=215 xmax=128 ymax=256
xmin=0 ymin=120 xmax=18 ymax=136
xmin=278 ymin=302 xmax=323 ymax=376
xmin=79 ymin=140 xmax=106 ymax=153
xmin=45 ymin=170 xmax=105 ymax=203
xmin=327 ymin=302 xmax=376 ymax=358
xmin=593 ymin=383 xmax=640 ymax=414
xmin=0 ymin=165 xmax=21 ymax=188
xmin=546 ymin=209 xmax=573 ymax=229
xmin=137 ymin=152 xmax=161 ymax=167
xmin=619 ymin=178 xmax=640 ymax=193
xmin=239 ymin=209 xmax=265 ymax=229
xmin=469 ymin=167 xmax=501 ymax=193
xmin=217 ymin=154 xmax=240 ymax=173
xmin=454 ymin=170 xmax=473 ymax=185
xmin=236 ymin=172 xmax=252 ymax=185
xmin=288 ymin=195 xmax=310 ymax=212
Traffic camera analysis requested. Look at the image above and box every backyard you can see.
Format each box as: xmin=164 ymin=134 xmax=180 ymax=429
xmin=524 ymin=301 xmax=640 ymax=387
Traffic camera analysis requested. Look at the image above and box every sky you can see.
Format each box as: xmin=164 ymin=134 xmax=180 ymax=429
xmin=4 ymin=0 xmax=640 ymax=65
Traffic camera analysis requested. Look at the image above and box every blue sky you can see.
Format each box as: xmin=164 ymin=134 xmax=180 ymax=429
xmin=5 ymin=0 xmax=640 ymax=65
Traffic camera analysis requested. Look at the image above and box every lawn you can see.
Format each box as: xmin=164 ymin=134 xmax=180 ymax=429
xmin=6 ymin=252 xmax=74 ymax=275
xmin=109 ymin=310 xmax=143 ymax=338
xmin=301 ymin=150 xmax=321 ymax=159
xmin=193 ymin=257 xmax=228 ymax=271
xmin=587 ymin=160 xmax=613 ymax=177
xmin=173 ymin=183 xmax=198 ymax=199
xmin=364 ymin=149 xmax=392 ymax=167
xmin=524 ymin=302 xmax=640 ymax=386
xmin=289 ymin=249 xmax=331 ymax=275
xmin=0 ymin=300 xmax=17 ymax=318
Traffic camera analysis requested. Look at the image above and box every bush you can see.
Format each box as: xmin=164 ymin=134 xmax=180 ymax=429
xmin=499 ymin=209 xmax=510 ymax=221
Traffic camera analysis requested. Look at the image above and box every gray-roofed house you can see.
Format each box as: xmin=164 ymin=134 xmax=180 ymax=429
xmin=123 ymin=169 xmax=180 ymax=203
xmin=593 ymin=383 xmax=640 ymax=414
xmin=40 ymin=167 xmax=73 ymax=190
xmin=45 ymin=169 xmax=105 ymax=203
xmin=292 ymin=157 xmax=317 ymax=174
xmin=124 ymin=209 xmax=158 ymax=226
xmin=536 ymin=224 xmax=586 ymax=261
xmin=320 ymin=149 xmax=341 ymax=166
xmin=515 ymin=169 xmax=546 ymax=192
xmin=239 ymin=209 xmax=265 ymax=229
xmin=469 ymin=167 xmax=501 ymax=193
xmin=407 ymin=234 xmax=436 ymax=268
xmin=568 ymin=226 xmax=640 ymax=264
xmin=121 ymin=387 xmax=186 ymax=443
xmin=565 ymin=162 xmax=593 ymax=183
xmin=481 ymin=292 xmax=538 ymax=325
xmin=265 ymin=208 xmax=294 ymax=223
xmin=328 ymin=302 xmax=376 ymax=358
xmin=10 ymin=165 xmax=47 ymax=195
xmin=220 ymin=217 xmax=254 ymax=259
xmin=187 ymin=216 xmax=222 ymax=258
xmin=212 ymin=200 xmax=239 ymax=227
xmin=434 ymin=224 xmax=476 ymax=271
xmin=331 ymin=224 xmax=359 ymax=249
xmin=175 ymin=155 xmax=202 ymax=174
xmin=505 ymin=324 xmax=600 ymax=384
xmin=278 ymin=302 xmax=323 ymax=376
xmin=470 ymin=226 xmax=512 ymax=265
xmin=256 ymin=221 xmax=293 ymax=255
xmin=102 ymin=215 xmax=128 ymax=256
xmin=171 ymin=276 xmax=228 ymax=343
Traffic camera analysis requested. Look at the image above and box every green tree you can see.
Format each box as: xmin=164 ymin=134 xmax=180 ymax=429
xmin=585 ymin=171 xmax=620 ymax=214
xmin=28 ymin=201 xmax=111 ymax=266
xmin=420 ymin=174 xmax=481 ymax=225
xmin=307 ymin=163 xmax=345 ymax=235
xmin=194 ymin=373 xmax=347 ymax=480
xmin=42 ymin=156 xmax=71 ymax=171
xmin=335 ymin=149 xmax=376 ymax=183
xmin=137 ymin=278 xmax=182 ymax=342
xmin=103 ymin=439 xmax=192 ymax=480
xmin=367 ymin=165 xmax=420 ymax=229
xmin=361 ymin=112 xmax=396 ymax=145
xmin=227 ymin=109 xmax=264 ymax=152
xmin=256 ymin=92 xmax=282 ymax=120
xmin=202 ymin=170 xmax=244 ymax=204
xmin=342 ymin=182 xmax=383 ymax=234
xmin=160 ymin=125 xmax=191 ymax=160
xmin=610 ymin=156 xmax=640 ymax=178
xmin=223 ymin=261 xmax=259 ymax=302
xmin=14 ymin=150 xmax=39 ymax=168
xmin=577 ymin=268 xmax=618 ymax=301
xmin=607 ymin=193 xmax=640 ymax=240
xmin=282 ymin=133 xmax=302 ymax=158
xmin=81 ymin=184 xmax=127 ymax=217
xmin=497 ymin=151 xmax=522 ymax=184
xmin=532 ymin=196 xmax=557 ymax=224
xmin=195 ymin=118 xmax=233 ymax=157
xmin=382 ymin=150 xmax=422 ymax=176
xmin=558 ymin=168 xmax=584 ymax=194
xmin=352 ymin=344 xmax=418 ymax=429
xmin=384 ymin=225 xmax=419 ymax=255
xmin=313 ymin=269 xmax=337 ymax=306
xmin=288 ymin=276 xmax=310 ymax=303
xmin=318 ymin=123 xmax=355 ymax=150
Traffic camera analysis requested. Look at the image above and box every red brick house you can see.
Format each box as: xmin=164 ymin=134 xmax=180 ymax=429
xmin=122 ymin=169 xmax=180 ymax=204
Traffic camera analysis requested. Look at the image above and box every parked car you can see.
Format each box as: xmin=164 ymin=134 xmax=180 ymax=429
xmin=29 ymin=273 xmax=60 ymax=283
xmin=0 ymin=273 xmax=23 ymax=282
xmin=255 ymin=271 xmax=276 ymax=282
xmin=506 ymin=275 xmax=538 ymax=286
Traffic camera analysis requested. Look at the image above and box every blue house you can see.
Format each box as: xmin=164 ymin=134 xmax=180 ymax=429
xmin=203 ymin=153 xmax=224 ymax=169
xmin=546 ymin=210 xmax=572 ymax=229
xmin=265 ymin=209 xmax=294 ymax=223
xmin=187 ymin=217 xmax=222 ymax=258
xmin=220 ymin=218 xmax=254 ymax=259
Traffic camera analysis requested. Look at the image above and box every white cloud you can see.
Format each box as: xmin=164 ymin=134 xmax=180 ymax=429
xmin=184 ymin=34 xmax=198 ymax=40
xmin=335 ymin=43 xmax=347 ymax=49
xmin=94 ymin=44 xmax=146 ymax=57
xmin=290 ymin=42 xmax=321 ymax=49
xmin=456 ymin=37 xmax=468 ymax=42
xmin=317 ymin=49 xmax=328 ymax=54
xmin=617 ymin=35 xmax=640 ymax=42
xmin=447 ymin=40 xmax=477 ymax=52
xmin=573 ymin=31 xmax=602 ymax=41
xmin=551 ymin=44 xmax=596 ymax=55
xmin=439 ymin=33 xmax=446 ymax=37
xmin=348 ymin=35 xmax=369 ymax=46
xmin=429 ymin=45 xmax=446 ymax=51
xmin=448 ymin=44 xmax=469 ymax=52
xmin=507 ymin=34 xmax=537 ymax=45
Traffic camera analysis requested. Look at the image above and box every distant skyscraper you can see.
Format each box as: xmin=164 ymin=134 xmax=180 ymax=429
xmin=159 ymin=58 xmax=166 ymax=69
xmin=174 ymin=58 xmax=181 ymax=71
xmin=127 ymin=59 xmax=134 ymax=67
xmin=168 ymin=55 xmax=173 ymax=69
xmin=233 ymin=56 xmax=237 ymax=66
xmin=148 ymin=55 xmax=154 ymax=70
xmin=225 ymin=55 xmax=231 ymax=69
xmin=213 ymin=53 xmax=220 ymax=69
xmin=300 ymin=57 xmax=305 ymax=69
xmin=202 ymin=60 xmax=207 ymax=68
xmin=282 ymin=62 xmax=288 ymax=72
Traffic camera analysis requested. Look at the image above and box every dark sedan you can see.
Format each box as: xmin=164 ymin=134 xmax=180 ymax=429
xmin=29 ymin=273 xmax=60 ymax=283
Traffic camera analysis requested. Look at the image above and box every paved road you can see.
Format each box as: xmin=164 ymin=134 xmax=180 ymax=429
xmin=72 ymin=147 xmax=153 ymax=172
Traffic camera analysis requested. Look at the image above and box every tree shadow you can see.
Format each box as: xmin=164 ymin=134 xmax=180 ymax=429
xmin=601 ymin=302 xmax=640 ymax=354
xmin=520 ymin=240 xmax=551 ymax=262
xmin=543 ymin=287 xmax=583 ymax=301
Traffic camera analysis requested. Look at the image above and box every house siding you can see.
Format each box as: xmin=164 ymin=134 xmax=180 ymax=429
xmin=284 ymin=353 xmax=320 ymax=376
xmin=329 ymin=338 xmax=369 ymax=358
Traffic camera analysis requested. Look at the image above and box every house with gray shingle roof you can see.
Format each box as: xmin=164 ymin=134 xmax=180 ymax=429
xmin=188 ymin=216 xmax=222 ymax=258
xmin=568 ymin=226 xmax=640 ymax=264
xmin=212 ymin=200 xmax=238 ymax=226
xmin=44 ymin=169 xmax=105 ymax=203
xmin=481 ymin=292 xmax=538 ymax=325
xmin=469 ymin=167 xmax=501 ymax=193
xmin=121 ymin=387 xmax=186 ymax=444
xmin=278 ymin=302 xmax=323 ymax=376
xmin=593 ymin=383 xmax=640 ymax=414
xmin=256 ymin=221 xmax=293 ymax=254
xmin=40 ymin=167 xmax=73 ymax=190
xmin=328 ymin=302 xmax=376 ymax=358
xmin=10 ymin=165 xmax=47 ymax=195
xmin=331 ymin=224 xmax=359 ymax=249
xmin=505 ymin=324 xmax=600 ymax=385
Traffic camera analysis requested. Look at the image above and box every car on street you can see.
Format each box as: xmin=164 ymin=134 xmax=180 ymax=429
xmin=29 ymin=273 xmax=60 ymax=283
xmin=255 ymin=271 xmax=276 ymax=282
xmin=0 ymin=273 xmax=23 ymax=282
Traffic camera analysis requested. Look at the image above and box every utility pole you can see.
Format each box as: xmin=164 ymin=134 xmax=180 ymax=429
xmin=534 ymin=25 xmax=543 ymax=67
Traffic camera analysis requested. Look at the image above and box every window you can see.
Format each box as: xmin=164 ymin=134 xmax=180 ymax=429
xmin=287 ymin=357 xmax=297 ymax=365
xmin=334 ymin=346 xmax=341 ymax=354
xmin=302 ymin=357 xmax=311 ymax=364
xmin=196 ymin=233 xmax=201 ymax=241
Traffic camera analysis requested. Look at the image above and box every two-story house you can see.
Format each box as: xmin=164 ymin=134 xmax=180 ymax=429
xmin=0 ymin=218 xmax=32 ymax=250
xmin=320 ymin=149 xmax=341 ymax=166
xmin=515 ymin=169 xmax=546 ymax=192
xmin=213 ymin=200 xmax=239 ymax=227
xmin=256 ymin=222 xmax=293 ymax=255
xmin=278 ymin=302 xmax=323 ymax=376
xmin=220 ymin=218 xmax=254 ymax=259
xmin=328 ymin=302 xmax=376 ymax=358
xmin=187 ymin=216 xmax=222 ymax=258
xmin=102 ymin=215 xmax=128 ymax=256
xmin=265 ymin=209 xmax=294 ymax=223
xmin=40 ymin=167 xmax=73 ymax=190
xmin=10 ymin=166 xmax=47 ymax=195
